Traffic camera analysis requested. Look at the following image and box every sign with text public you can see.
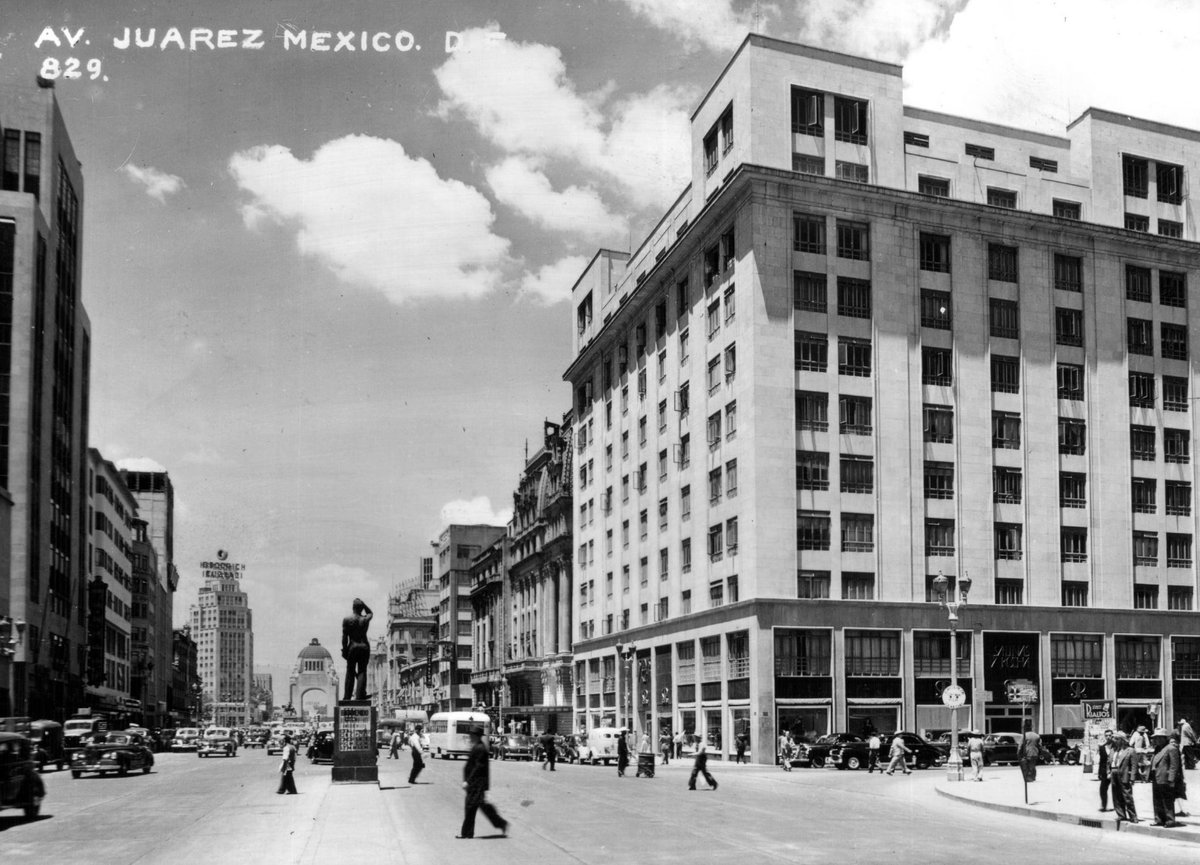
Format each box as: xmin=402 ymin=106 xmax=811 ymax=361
xmin=336 ymin=705 xmax=372 ymax=752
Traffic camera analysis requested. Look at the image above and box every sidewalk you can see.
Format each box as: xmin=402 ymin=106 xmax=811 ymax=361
xmin=934 ymin=764 xmax=1200 ymax=842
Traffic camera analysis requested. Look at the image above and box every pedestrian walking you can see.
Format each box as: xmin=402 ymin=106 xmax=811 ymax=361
xmin=1110 ymin=731 xmax=1139 ymax=824
xmin=1179 ymin=717 xmax=1197 ymax=770
xmin=276 ymin=733 xmax=298 ymax=795
xmin=866 ymin=732 xmax=881 ymax=773
xmin=389 ymin=730 xmax=402 ymax=759
xmin=1173 ymin=733 xmax=1190 ymax=818
xmin=674 ymin=730 xmax=684 ymax=760
xmin=1019 ymin=723 xmax=1040 ymax=783
xmin=539 ymin=730 xmax=557 ymax=771
xmin=734 ymin=733 xmax=747 ymax=764
xmin=688 ymin=737 xmax=718 ymax=790
xmin=617 ymin=730 xmax=630 ymax=777
xmin=1097 ymin=729 xmax=1114 ymax=811
xmin=1150 ymin=727 xmax=1182 ymax=827
xmin=408 ymin=724 xmax=426 ymax=784
xmin=1129 ymin=725 xmax=1151 ymax=782
xmin=885 ymin=733 xmax=911 ymax=775
xmin=659 ymin=730 xmax=672 ymax=766
xmin=456 ymin=725 xmax=508 ymax=840
xmin=968 ymin=730 xmax=984 ymax=782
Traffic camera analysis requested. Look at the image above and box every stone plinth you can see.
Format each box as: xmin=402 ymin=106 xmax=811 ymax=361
xmin=332 ymin=700 xmax=378 ymax=784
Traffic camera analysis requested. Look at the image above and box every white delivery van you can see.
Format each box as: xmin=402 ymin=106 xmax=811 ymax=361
xmin=427 ymin=711 xmax=491 ymax=760
xmin=578 ymin=727 xmax=627 ymax=765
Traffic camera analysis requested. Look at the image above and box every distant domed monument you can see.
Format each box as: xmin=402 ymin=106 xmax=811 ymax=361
xmin=288 ymin=638 xmax=340 ymax=720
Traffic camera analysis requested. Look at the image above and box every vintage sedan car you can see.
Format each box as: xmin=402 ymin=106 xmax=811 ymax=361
xmin=985 ymin=733 xmax=1055 ymax=765
xmin=71 ymin=731 xmax=155 ymax=778
xmin=0 ymin=733 xmax=45 ymax=819
xmin=860 ymin=732 xmax=948 ymax=770
xmin=495 ymin=734 xmax=535 ymax=761
xmin=307 ymin=730 xmax=335 ymax=763
xmin=1040 ymin=733 xmax=1081 ymax=765
xmin=244 ymin=728 xmax=269 ymax=749
xmin=30 ymin=719 xmax=66 ymax=772
xmin=198 ymin=727 xmax=238 ymax=757
xmin=795 ymin=733 xmax=863 ymax=768
xmin=171 ymin=727 xmax=201 ymax=752
xmin=266 ymin=735 xmax=285 ymax=756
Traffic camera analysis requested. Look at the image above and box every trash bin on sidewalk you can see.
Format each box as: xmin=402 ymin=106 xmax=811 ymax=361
xmin=636 ymin=753 xmax=656 ymax=778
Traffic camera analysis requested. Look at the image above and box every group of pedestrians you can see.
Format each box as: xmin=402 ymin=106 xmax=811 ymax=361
xmin=1098 ymin=726 xmax=1188 ymax=826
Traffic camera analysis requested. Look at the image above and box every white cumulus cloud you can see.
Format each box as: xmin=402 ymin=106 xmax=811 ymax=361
xmin=517 ymin=255 xmax=592 ymax=306
xmin=486 ymin=157 xmax=626 ymax=240
xmin=228 ymin=135 xmax=511 ymax=303
xmin=439 ymin=496 xmax=512 ymax=528
xmin=121 ymin=163 xmax=185 ymax=202
xmin=115 ymin=456 xmax=168 ymax=473
xmin=435 ymin=27 xmax=693 ymax=212
xmin=619 ymin=0 xmax=762 ymax=52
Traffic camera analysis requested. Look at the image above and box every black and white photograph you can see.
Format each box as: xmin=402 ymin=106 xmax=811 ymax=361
xmin=2 ymin=0 xmax=1200 ymax=862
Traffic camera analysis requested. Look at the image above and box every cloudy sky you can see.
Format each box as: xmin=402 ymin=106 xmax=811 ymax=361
xmin=1 ymin=0 xmax=1195 ymax=694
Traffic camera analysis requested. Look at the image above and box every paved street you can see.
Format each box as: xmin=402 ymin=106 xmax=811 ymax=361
xmin=4 ymin=750 xmax=1200 ymax=864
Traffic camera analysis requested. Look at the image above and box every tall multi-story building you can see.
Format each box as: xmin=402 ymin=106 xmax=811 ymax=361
xmin=1 ymin=79 xmax=92 ymax=721
xmin=128 ymin=517 xmax=159 ymax=723
xmin=252 ymin=671 xmax=274 ymax=722
xmin=119 ymin=465 xmax=177 ymax=726
xmin=84 ymin=449 xmax=136 ymax=722
xmin=419 ymin=555 xmax=434 ymax=589
xmin=471 ymin=416 xmax=574 ymax=734
xmin=385 ymin=576 xmax=437 ymax=715
xmin=190 ymin=553 xmax=254 ymax=727
xmin=565 ymin=34 xmax=1200 ymax=762
xmin=172 ymin=626 xmax=199 ymax=725
xmin=431 ymin=525 xmax=505 ymax=712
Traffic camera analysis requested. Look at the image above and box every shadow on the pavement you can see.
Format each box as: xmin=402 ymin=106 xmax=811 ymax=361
xmin=0 ymin=813 xmax=52 ymax=831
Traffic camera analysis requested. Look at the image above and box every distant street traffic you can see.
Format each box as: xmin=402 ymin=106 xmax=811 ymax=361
xmin=3 ymin=749 xmax=1199 ymax=864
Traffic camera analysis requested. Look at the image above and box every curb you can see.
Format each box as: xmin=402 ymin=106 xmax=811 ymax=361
xmin=935 ymin=786 xmax=1200 ymax=844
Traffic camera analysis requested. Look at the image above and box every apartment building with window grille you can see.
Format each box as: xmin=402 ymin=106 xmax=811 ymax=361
xmin=563 ymin=34 xmax=1200 ymax=763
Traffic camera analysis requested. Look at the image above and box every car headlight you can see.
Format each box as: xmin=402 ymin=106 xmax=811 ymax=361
xmin=71 ymin=753 xmax=84 ymax=762
xmin=103 ymin=751 xmax=119 ymax=759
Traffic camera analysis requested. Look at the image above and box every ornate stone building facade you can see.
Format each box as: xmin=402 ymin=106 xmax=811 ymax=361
xmin=288 ymin=638 xmax=338 ymax=721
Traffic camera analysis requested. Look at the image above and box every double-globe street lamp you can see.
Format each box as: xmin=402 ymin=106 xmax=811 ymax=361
xmin=932 ymin=570 xmax=971 ymax=782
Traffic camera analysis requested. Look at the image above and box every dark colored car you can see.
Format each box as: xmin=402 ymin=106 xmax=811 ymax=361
xmin=0 ymin=733 xmax=45 ymax=819
xmin=983 ymin=733 xmax=1054 ymax=765
xmin=845 ymin=732 xmax=947 ymax=770
xmin=796 ymin=733 xmax=864 ymax=768
xmin=531 ymin=735 xmax=577 ymax=763
xmin=30 ymin=720 xmax=66 ymax=772
xmin=496 ymin=734 xmax=535 ymax=761
xmin=71 ymin=731 xmax=155 ymax=778
xmin=1039 ymin=734 xmax=1080 ymax=765
xmin=307 ymin=730 xmax=335 ymax=763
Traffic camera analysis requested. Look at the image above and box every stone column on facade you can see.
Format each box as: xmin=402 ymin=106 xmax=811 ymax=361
xmin=557 ymin=560 xmax=571 ymax=655
xmin=547 ymin=564 xmax=558 ymax=658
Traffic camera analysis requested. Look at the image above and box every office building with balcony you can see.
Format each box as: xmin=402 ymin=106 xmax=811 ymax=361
xmin=84 ymin=449 xmax=136 ymax=721
xmin=1 ymin=79 xmax=92 ymax=721
xmin=564 ymin=34 xmax=1200 ymax=761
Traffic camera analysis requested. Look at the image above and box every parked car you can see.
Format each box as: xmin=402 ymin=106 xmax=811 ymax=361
xmin=71 ymin=731 xmax=155 ymax=778
xmin=495 ymin=734 xmax=535 ymax=761
xmin=29 ymin=719 xmax=66 ymax=772
xmin=307 ymin=730 xmax=335 ymax=763
xmin=796 ymin=733 xmax=863 ymax=768
xmin=198 ymin=727 xmax=238 ymax=758
xmin=533 ymin=735 xmax=578 ymax=764
xmin=1040 ymin=733 xmax=1081 ymax=765
xmin=172 ymin=728 xmax=201 ymax=752
xmin=981 ymin=733 xmax=1052 ymax=765
xmin=0 ymin=733 xmax=45 ymax=819
xmin=872 ymin=732 xmax=948 ymax=770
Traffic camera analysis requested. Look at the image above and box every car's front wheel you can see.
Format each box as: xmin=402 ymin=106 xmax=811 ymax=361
xmin=915 ymin=757 xmax=931 ymax=770
xmin=846 ymin=756 xmax=862 ymax=770
xmin=119 ymin=762 xmax=129 ymax=776
xmin=811 ymin=755 xmax=825 ymax=768
xmin=71 ymin=770 xmax=81 ymax=779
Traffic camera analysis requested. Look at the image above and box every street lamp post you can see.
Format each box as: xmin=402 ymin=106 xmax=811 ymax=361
xmin=933 ymin=570 xmax=972 ymax=782
xmin=618 ymin=642 xmax=636 ymax=731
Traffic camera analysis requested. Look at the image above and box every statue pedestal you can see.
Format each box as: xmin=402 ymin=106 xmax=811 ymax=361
xmin=332 ymin=700 xmax=378 ymax=784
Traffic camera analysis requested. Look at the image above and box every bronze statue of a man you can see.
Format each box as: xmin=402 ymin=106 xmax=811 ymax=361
xmin=341 ymin=597 xmax=373 ymax=702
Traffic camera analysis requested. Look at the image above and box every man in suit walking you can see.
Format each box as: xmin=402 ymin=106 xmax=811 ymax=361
xmin=1097 ymin=729 xmax=1115 ymax=812
xmin=457 ymin=725 xmax=508 ymax=839
xmin=276 ymin=733 xmax=298 ymax=795
xmin=1110 ymin=731 xmax=1139 ymax=824
xmin=1150 ymin=727 xmax=1182 ymax=827
xmin=687 ymin=736 xmax=718 ymax=790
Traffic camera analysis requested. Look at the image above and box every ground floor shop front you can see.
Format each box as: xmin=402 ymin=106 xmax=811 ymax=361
xmin=570 ymin=599 xmax=1200 ymax=764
